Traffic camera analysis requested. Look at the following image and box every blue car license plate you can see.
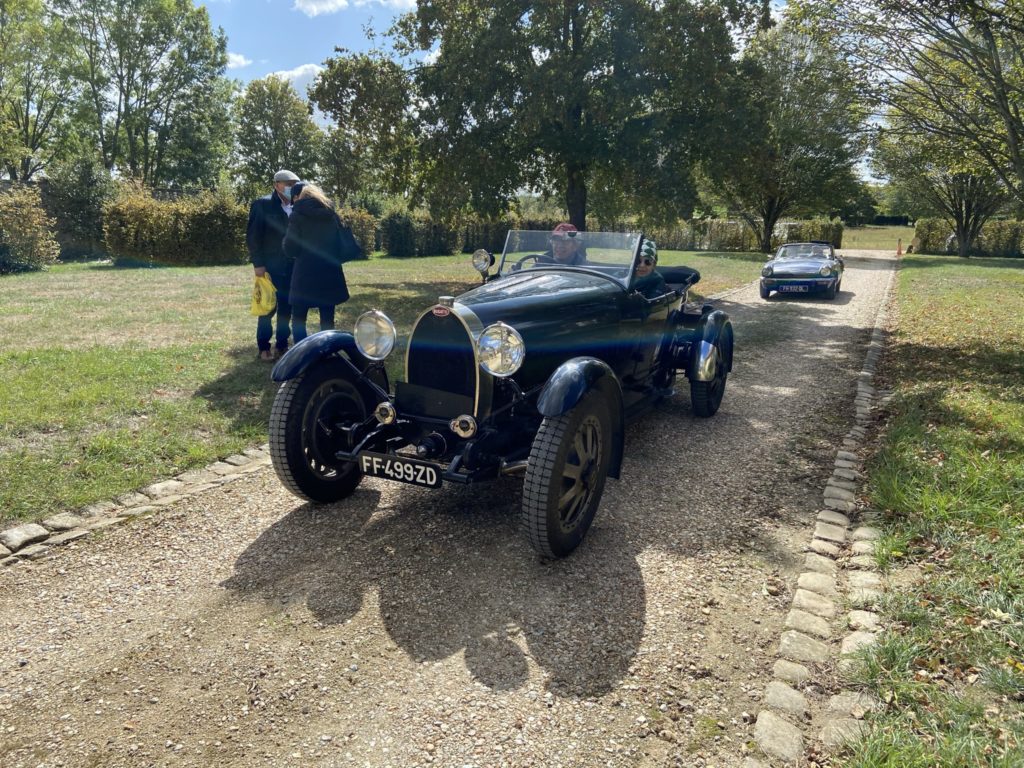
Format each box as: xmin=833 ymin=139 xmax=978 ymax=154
xmin=780 ymin=285 xmax=808 ymax=292
xmin=358 ymin=451 xmax=442 ymax=488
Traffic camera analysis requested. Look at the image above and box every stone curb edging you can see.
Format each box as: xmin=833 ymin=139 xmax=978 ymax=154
xmin=748 ymin=259 xmax=898 ymax=767
xmin=0 ymin=446 xmax=273 ymax=567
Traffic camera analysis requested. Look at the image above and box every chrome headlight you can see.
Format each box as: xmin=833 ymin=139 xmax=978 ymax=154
xmin=472 ymin=248 xmax=493 ymax=275
xmin=477 ymin=322 xmax=525 ymax=378
xmin=353 ymin=310 xmax=396 ymax=361
xmin=761 ymin=265 xmax=773 ymax=277
xmin=819 ymin=265 xmax=833 ymax=276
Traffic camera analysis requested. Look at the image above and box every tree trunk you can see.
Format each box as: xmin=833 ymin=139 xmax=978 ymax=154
xmin=566 ymin=162 xmax=587 ymax=230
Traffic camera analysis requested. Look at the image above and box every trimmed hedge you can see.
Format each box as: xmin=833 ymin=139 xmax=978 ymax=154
xmin=913 ymin=217 xmax=1024 ymax=256
xmin=339 ymin=207 xmax=376 ymax=260
xmin=104 ymin=185 xmax=248 ymax=266
xmin=777 ymin=218 xmax=844 ymax=249
xmin=0 ymin=185 xmax=60 ymax=273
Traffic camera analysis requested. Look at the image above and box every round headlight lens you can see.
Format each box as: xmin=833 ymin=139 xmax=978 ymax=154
xmin=761 ymin=265 xmax=773 ymax=277
xmin=472 ymin=248 xmax=493 ymax=274
xmin=819 ymin=265 xmax=833 ymax=276
xmin=353 ymin=310 xmax=396 ymax=361
xmin=477 ymin=322 xmax=525 ymax=378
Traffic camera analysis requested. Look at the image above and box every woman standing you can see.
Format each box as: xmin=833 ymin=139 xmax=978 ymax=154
xmin=282 ymin=181 xmax=360 ymax=342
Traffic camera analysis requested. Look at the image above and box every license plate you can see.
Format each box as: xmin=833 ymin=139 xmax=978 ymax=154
xmin=780 ymin=285 xmax=808 ymax=292
xmin=358 ymin=451 xmax=442 ymax=488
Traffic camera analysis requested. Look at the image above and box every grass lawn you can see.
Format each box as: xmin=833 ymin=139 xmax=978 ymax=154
xmin=845 ymin=254 xmax=1024 ymax=766
xmin=0 ymin=249 xmax=760 ymax=526
xmin=843 ymin=225 xmax=917 ymax=251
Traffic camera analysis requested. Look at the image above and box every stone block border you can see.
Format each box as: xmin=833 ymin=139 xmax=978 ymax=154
xmin=0 ymin=447 xmax=272 ymax=567
xmin=750 ymin=261 xmax=897 ymax=766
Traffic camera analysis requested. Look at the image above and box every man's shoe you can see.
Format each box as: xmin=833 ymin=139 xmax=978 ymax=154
xmin=273 ymin=347 xmax=287 ymax=360
xmin=259 ymin=350 xmax=274 ymax=361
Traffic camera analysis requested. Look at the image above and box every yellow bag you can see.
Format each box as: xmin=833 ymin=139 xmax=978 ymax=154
xmin=250 ymin=274 xmax=277 ymax=316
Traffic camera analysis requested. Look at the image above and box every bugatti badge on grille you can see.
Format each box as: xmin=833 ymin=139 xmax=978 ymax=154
xmin=432 ymin=305 xmax=451 ymax=317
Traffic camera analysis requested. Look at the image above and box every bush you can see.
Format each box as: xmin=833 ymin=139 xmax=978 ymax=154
xmin=872 ymin=214 xmax=910 ymax=226
xmin=380 ymin=210 xmax=416 ymax=258
xmin=0 ymin=185 xmax=60 ymax=273
xmin=914 ymin=218 xmax=954 ymax=254
xmin=978 ymin=220 xmax=1023 ymax=257
xmin=691 ymin=219 xmax=757 ymax=251
xmin=462 ymin=215 xmax=521 ymax=254
xmin=338 ymin=207 xmax=376 ymax=259
xmin=103 ymin=184 xmax=247 ymax=266
xmin=42 ymin=157 xmax=115 ymax=260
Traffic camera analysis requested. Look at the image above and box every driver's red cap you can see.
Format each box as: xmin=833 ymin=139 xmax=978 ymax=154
xmin=551 ymin=222 xmax=578 ymax=239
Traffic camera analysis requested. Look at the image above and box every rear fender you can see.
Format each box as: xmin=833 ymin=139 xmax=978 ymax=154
xmin=537 ymin=357 xmax=625 ymax=479
xmin=271 ymin=331 xmax=390 ymax=402
xmin=689 ymin=311 xmax=734 ymax=381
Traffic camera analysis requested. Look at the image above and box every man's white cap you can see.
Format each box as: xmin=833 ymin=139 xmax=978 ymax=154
xmin=273 ymin=169 xmax=300 ymax=183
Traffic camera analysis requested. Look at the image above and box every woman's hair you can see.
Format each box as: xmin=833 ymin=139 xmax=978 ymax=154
xmin=295 ymin=182 xmax=333 ymax=209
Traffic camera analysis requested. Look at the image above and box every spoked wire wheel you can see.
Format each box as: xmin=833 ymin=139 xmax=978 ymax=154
xmin=522 ymin=392 xmax=611 ymax=558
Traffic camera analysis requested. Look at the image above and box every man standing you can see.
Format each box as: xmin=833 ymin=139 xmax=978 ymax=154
xmin=247 ymin=170 xmax=299 ymax=360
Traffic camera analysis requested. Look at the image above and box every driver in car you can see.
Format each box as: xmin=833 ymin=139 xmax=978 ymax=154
xmin=539 ymin=222 xmax=587 ymax=265
xmin=633 ymin=239 xmax=667 ymax=298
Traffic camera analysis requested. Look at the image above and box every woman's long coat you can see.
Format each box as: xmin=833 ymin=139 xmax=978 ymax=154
xmin=283 ymin=197 xmax=357 ymax=308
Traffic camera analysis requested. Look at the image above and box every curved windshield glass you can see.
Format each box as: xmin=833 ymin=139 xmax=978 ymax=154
xmin=499 ymin=230 xmax=642 ymax=286
xmin=775 ymin=243 xmax=833 ymax=260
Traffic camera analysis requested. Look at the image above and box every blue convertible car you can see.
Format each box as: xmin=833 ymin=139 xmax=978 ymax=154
xmin=760 ymin=241 xmax=844 ymax=300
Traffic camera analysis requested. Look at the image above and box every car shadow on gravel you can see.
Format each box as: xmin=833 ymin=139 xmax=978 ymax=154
xmin=224 ymin=478 xmax=648 ymax=698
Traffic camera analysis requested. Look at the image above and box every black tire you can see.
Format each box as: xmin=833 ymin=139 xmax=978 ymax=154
xmin=690 ymin=338 xmax=729 ymax=418
xmin=759 ymin=283 xmax=771 ymax=300
xmin=269 ymin=358 xmax=368 ymax=503
xmin=825 ymin=282 xmax=837 ymax=300
xmin=522 ymin=391 xmax=612 ymax=558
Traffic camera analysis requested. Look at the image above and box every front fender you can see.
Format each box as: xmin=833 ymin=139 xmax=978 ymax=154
xmin=689 ymin=310 xmax=734 ymax=382
xmin=271 ymin=331 xmax=370 ymax=382
xmin=537 ymin=357 xmax=625 ymax=479
xmin=271 ymin=331 xmax=390 ymax=403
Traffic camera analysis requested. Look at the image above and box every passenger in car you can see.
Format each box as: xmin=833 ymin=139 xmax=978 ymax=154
xmin=633 ymin=239 xmax=667 ymax=298
xmin=539 ymin=222 xmax=587 ymax=265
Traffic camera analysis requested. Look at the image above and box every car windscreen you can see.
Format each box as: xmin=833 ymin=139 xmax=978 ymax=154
xmin=774 ymin=244 xmax=826 ymax=260
xmin=499 ymin=230 xmax=642 ymax=285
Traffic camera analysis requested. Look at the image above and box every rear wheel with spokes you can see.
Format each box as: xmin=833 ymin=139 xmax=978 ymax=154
xmin=522 ymin=392 xmax=612 ymax=558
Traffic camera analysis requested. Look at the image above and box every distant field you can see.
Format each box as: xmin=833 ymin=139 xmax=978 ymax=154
xmin=0 ymin=250 xmax=759 ymax=525
xmin=842 ymin=225 xmax=917 ymax=251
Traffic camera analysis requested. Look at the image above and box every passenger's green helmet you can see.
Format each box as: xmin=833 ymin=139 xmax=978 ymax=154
xmin=640 ymin=239 xmax=658 ymax=263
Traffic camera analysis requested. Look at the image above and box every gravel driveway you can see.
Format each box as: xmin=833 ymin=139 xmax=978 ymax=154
xmin=0 ymin=251 xmax=895 ymax=768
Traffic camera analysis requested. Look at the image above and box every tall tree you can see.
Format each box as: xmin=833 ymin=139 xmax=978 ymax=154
xmin=791 ymin=0 xmax=1024 ymax=206
xmin=705 ymin=23 xmax=867 ymax=251
xmin=311 ymin=0 xmax=753 ymax=227
xmin=0 ymin=0 xmax=79 ymax=180
xmin=233 ymin=76 xmax=322 ymax=201
xmin=55 ymin=0 xmax=228 ymax=184
xmin=875 ymin=109 xmax=1007 ymax=258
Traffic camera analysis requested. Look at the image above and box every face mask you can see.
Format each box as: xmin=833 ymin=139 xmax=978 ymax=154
xmin=282 ymin=185 xmax=293 ymax=201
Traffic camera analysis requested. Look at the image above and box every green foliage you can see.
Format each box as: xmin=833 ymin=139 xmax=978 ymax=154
xmin=380 ymin=209 xmax=416 ymax=258
xmin=0 ymin=184 xmax=59 ymax=272
xmin=779 ymin=218 xmax=844 ymax=248
xmin=915 ymin=218 xmax=1024 ymax=257
xmin=338 ymin=206 xmax=377 ymax=259
xmin=103 ymin=184 xmax=246 ymax=267
xmin=704 ymin=22 xmax=867 ymax=251
xmin=313 ymin=1 xmax=747 ymax=226
xmin=42 ymin=155 xmax=116 ymax=259
xmin=379 ymin=207 xmax=460 ymax=258
xmin=233 ymin=76 xmax=323 ymax=203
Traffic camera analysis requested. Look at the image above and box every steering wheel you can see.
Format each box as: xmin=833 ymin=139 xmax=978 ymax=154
xmin=510 ymin=253 xmax=546 ymax=272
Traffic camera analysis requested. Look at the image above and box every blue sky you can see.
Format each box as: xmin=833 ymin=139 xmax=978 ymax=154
xmin=203 ymin=0 xmax=413 ymax=98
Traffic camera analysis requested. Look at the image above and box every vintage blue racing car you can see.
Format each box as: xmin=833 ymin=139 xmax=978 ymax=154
xmin=267 ymin=230 xmax=734 ymax=558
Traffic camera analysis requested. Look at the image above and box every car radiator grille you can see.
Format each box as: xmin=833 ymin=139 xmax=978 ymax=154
xmin=404 ymin=313 xmax=477 ymax=410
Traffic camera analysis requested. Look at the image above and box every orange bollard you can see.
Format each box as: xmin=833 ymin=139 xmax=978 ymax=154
xmin=896 ymin=237 xmax=903 ymax=256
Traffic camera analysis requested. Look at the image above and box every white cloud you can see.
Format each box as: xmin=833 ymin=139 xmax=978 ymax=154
xmin=423 ymin=47 xmax=440 ymax=65
xmin=293 ymin=0 xmax=415 ymax=16
xmin=293 ymin=0 xmax=349 ymax=16
xmin=227 ymin=52 xmax=252 ymax=69
xmin=267 ymin=62 xmax=325 ymax=98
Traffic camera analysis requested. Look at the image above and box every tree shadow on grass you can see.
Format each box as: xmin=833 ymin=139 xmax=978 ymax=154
xmin=194 ymin=344 xmax=280 ymax=439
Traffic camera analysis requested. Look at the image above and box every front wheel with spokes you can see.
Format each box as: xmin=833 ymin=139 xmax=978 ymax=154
xmin=269 ymin=358 xmax=368 ymax=503
xmin=522 ymin=391 xmax=612 ymax=558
